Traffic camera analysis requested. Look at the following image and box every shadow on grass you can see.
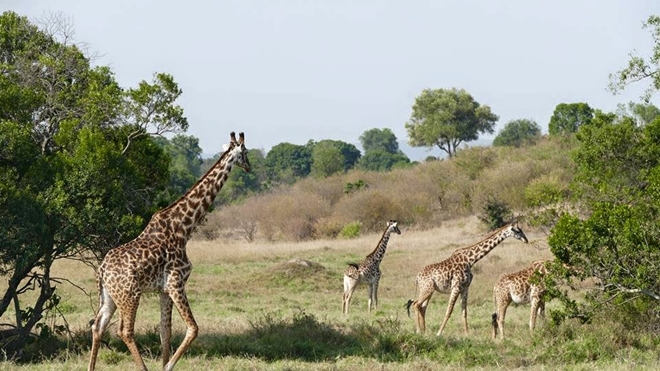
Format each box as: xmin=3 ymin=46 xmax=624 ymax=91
xmin=129 ymin=310 xmax=489 ymax=364
xmin=23 ymin=310 xmax=518 ymax=367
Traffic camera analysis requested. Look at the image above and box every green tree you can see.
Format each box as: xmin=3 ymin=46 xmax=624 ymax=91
xmin=359 ymin=128 xmax=399 ymax=154
xmin=610 ymin=15 xmax=660 ymax=102
xmin=617 ymin=101 xmax=660 ymax=126
xmin=153 ymin=134 xmax=203 ymax=206
xmin=310 ymin=139 xmax=361 ymax=171
xmin=265 ymin=142 xmax=312 ymax=184
xmin=548 ymin=111 xmax=660 ymax=327
xmin=405 ymin=88 xmax=498 ymax=158
xmin=0 ymin=11 xmax=182 ymax=355
xmin=358 ymin=150 xmax=411 ymax=171
xmin=311 ymin=142 xmax=345 ymax=178
xmin=493 ymin=118 xmax=542 ymax=147
xmin=548 ymin=102 xmax=594 ymax=136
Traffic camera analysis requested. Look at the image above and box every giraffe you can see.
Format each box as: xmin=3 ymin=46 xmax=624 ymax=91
xmin=491 ymin=259 xmax=550 ymax=340
xmin=88 ymin=132 xmax=250 ymax=371
xmin=342 ymin=220 xmax=402 ymax=315
xmin=404 ymin=221 xmax=528 ymax=335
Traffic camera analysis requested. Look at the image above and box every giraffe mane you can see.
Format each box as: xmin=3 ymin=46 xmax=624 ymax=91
xmin=159 ymin=133 xmax=239 ymax=213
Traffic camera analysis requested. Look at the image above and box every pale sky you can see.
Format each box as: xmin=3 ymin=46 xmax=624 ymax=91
xmin=4 ymin=0 xmax=659 ymax=160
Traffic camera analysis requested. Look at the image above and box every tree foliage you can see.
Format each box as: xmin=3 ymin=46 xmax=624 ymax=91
xmin=311 ymin=142 xmax=345 ymax=178
xmin=609 ymin=15 xmax=660 ymax=102
xmin=153 ymin=134 xmax=203 ymax=206
xmin=264 ymin=142 xmax=312 ymax=185
xmin=357 ymin=150 xmax=411 ymax=171
xmin=0 ymin=11 xmax=183 ymax=355
xmin=359 ymin=128 xmax=399 ymax=154
xmin=357 ymin=127 xmax=410 ymax=171
xmin=492 ymin=118 xmax=541 ymax=147
xmin=616 ymin=101 xmax=660 ymax=126
xmin=310 ymin=139 xmax=361 ymax=172
xmin=548 ymin=102 xmax=594 ymax=136
xmin=405 ymin=88 xmax=498 ymax=157
xmin=548 ymin=111 xmax=660 ymax=328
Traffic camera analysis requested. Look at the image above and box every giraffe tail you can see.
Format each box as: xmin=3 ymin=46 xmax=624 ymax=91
xmin=404 ymin=299 xmax=414 ymax=318
xmin=491 ymin=312 xmax=499 ymax=338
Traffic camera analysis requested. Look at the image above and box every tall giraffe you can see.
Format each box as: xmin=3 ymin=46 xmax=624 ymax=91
xmin=342 ymin=220 xmax=402 ymax=315
xmin=405 ymin=222 xmax=528 ymax=335
xmin=491 ymin=259 xmax=550 ymax=340
xmin=88 ymin=132 xmax=250 ymax=371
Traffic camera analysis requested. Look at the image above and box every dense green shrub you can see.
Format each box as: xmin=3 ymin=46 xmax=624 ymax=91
xmin=339 ymin=221 xmax=362 ymax=238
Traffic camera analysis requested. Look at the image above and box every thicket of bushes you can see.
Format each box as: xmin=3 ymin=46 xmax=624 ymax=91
xmin=198 ymin=136 xmax=576 ymax=242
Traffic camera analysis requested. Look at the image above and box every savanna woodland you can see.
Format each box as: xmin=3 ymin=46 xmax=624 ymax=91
xmin=2 ymin=10 xmax=660 ymax=371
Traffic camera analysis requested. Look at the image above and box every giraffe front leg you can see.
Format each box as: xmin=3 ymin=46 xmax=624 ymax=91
xmin=160 ymin=292 xmax=174 ymax=367
xmin=367 ymin=283 xmax=375 ymax=314
xmin=372 ymin=279 xmax=380 ymax=311
xmin=437 ymin=288 xmax=461 ymax=336
xmin=165 ymin=289 xmax=198 ymax=371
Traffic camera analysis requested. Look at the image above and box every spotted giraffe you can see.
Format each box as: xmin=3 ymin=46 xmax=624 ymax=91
xmin=405 ymin=222 xmax=529 ymax=335
xmin=491 ymin=259 xmax=551 ymax=340
xmin=342 ymin=220 xmax=402 ymax=315
xmin=88 ymin=132 xmax=250 ymax=371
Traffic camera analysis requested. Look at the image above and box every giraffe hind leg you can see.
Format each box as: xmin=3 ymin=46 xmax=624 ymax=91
xmin=343 ymin=275 xmax=358 ymax=315
xmin=116 ymin=295 xmax=148 ymax=371
xmin=160 ymin=292 xmax=174 ymax=367
xmin=88 ymin=286 xmax=117 ymax=371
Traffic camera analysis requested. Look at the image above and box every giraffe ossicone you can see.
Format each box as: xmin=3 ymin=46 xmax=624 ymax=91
xmin=342 ymin=220 xmax=402 ymax=315
xmin=405 ymin=221 xmax=528 ymax=336
xmin=88 ymin=132 xmax=250 ymax=371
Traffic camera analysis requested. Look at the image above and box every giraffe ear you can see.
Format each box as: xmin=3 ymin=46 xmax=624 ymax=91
xmin=222 ymin=143 xmax=230 ymax=152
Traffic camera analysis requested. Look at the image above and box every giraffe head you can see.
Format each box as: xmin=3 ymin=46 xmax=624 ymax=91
xmin=504 ymin=221 xmax=528 ymax=243
xmin=227 ymin=132 xmax=250 ymax=172
xmin=387 ymin=220 xmax=402 ymax=235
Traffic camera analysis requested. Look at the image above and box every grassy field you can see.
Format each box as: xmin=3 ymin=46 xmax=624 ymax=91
xmin=1 ymin=217 xmax=659 ymax=370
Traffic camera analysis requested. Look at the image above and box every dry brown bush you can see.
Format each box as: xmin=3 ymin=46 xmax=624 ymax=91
xmin=255 ymin=190 xmax=331 ymax=241
xmin=196 ymin=138 xmax=576 ymax=243
xmin=333 ymin=189 xmax=406 ymax=232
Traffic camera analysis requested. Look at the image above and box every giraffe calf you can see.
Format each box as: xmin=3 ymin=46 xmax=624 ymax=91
xmin=491 ymin=259 xmax=549 ymax=340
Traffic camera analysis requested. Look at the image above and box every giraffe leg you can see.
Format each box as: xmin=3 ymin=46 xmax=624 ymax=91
xmin=367 ymin=283 xmax=374 ymax=314
xmin=164 ymin=289 xmax=198 ymax=371
xmin=88 ymin=287 xmax=117 ymax=371
xmin=342 ymin=275 xmax=358 ymax=315
xmin=160 ymin=292 xmax=174 ymax=367
xmin=496 ymin=299 xmax=511 ymax=340
xmin=412 ymin=290 xmax=433 ymax=334
xmin=460 ymin=289 xmax=469 ymax=335
xmin=437 ymin=288 xmax=461 ymax=336
xmin=372 ymin=279 xmax=380 ymax=311
xmin=116 ymin=296 xmax=147 ymax=371
xmin=530 ymin=297 xmax=541 ymax=331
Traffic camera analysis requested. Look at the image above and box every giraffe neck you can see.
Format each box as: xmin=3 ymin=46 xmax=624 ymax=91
xmin=154 ymin=146 xmax=239 ymax=240
xmin=366 ymin=230 xmax=393 ymax=264
xmin=457 ymin=227 xmax=510 ymax=267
